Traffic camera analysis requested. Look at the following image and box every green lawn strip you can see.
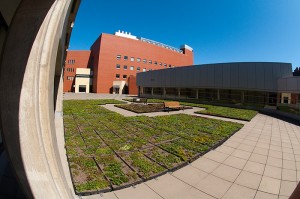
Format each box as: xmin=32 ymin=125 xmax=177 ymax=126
xmin=179 ymin=102 xmax=257 ymax=121
xmin=64 ymin=99 xmax=125 ymax=116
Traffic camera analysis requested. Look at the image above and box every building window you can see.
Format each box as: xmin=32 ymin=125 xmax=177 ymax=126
xmin=169 ymin=64 xmax=172 ymax=68
xmin=124 ymin=56 xmax=128 ymax=60
xmin=143 ymin=68 xmax=146 ymax=72
xmin=116 ymin=55 xmax=121 ymax=60
xmin=67 ymin=76 xmax=74 ymax=81
xmin=79 ymin=85 xmax=86 ymax=93
xmin=137 ymin=58 xmax=141 ymax=62
xmin=123 ymin=65 xmax=127 ymax=70
xmin=149 ymin=60 xmax=152 ymax=64
xmin=116 ymin=74 xmax=120 ymax=79
xmin=164 ymin=63 xmax=167 ymax=67
xmin=159 ymin=62 xmax=162 ymax=66
xmin=130 ymin=66 xmax=134 ymax=70
xmin=154 ymin=61 xmax=157 ymax=65
xmin=68 ymin=60 xmax=75 ymax=64
xmin=131 ymin=57 xmax=135 ymax=62
xmin=149 ymin=69 xmax=152 ymax=71
xmin=137 ymin=67 xmax=140 ymax=71
xmin=116 ymin=64 xmax=120 ymax=69
xmin=143 ymin=59 xmax=147 ymax=63
xmin=123 ymin=75 xmax=127 ymax=79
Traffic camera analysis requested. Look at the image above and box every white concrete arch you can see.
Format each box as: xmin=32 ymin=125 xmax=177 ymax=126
xmin=0 ymin=0 xmax=80 ymax=198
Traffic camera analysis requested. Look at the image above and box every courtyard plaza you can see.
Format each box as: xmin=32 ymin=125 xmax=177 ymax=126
xmin=64 ymin=93 xmax=300 ymax=199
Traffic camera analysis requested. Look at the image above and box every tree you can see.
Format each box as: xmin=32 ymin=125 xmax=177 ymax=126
xmin=293 ymin=67 xmax=300 ymax=76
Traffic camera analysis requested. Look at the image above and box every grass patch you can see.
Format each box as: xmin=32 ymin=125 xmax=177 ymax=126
xmin=64 ymin=99 xmax=243 ymax=194
xmin=187 ymin=103 xmax=258 ymax=121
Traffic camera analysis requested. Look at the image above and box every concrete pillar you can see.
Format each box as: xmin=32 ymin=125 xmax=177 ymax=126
xmin=163 ymin=88 xmax=166 ymax=97
xmin=277 ymin=93 xmax=281 ymax=105
xmin=151 ymin=87 xmax=154 ymax=96
xmin=0 ymin=0 xmax=80 ymax=198
xmin=196 ymin=89 xmax=199 ymax=99
xmin=242 ymin=91 xmax=245 ymax=103
xmin=178 ymin=88 xmax=181 ymax=98
xmin=138 ymin=86 xmax=140 ymax=97
xmin=217 ymin=89 xmax=220 ymax=100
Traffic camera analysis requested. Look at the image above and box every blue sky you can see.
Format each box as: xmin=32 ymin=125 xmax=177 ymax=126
xmin=69 ymin=0 xmax=300 ymax=69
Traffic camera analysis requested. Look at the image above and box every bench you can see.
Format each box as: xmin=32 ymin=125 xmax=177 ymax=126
xmin=132 ymin=98 xmax=147 ymax=104
xmin=163 ymin=101 xmax=184 ymax=112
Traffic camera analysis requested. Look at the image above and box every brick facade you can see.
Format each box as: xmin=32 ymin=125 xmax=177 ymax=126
xmin=63 ymin=50 xmax=90 ymax=92
xmin=64 ymin=32 xmax=194 ymax=94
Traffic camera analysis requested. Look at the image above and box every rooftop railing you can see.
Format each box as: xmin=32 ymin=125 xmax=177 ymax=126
xmin=139 ymin=37 xmax=183 ymax=53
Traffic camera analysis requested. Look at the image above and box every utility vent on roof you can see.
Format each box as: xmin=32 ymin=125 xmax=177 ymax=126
xmin=115 ymin=30 xmax=138 ymax=40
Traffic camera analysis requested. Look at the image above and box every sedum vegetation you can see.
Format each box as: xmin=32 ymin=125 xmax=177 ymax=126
xmin=64 ymin=99 xmax=243 ymax=194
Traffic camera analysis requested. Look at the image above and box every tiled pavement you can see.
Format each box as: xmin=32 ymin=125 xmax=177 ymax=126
xmin=82 ymin=113 xmax=300 ymax=199
xmin=63 ymin=93 xmax=132 ymax=101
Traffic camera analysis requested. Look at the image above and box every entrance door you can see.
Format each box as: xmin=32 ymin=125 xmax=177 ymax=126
xmin=79 ymin=85 xmax=86 ymax=93
xmin=268 ymin=93 xmax=277 ymax=105
xmin=115 ymin=88 xmax=120 ymax=94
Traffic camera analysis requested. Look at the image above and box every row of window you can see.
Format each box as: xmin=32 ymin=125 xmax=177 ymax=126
xmin=67 ymin=60 xmax=75 ymax=64
xmin=116 ymin=64 xmax=149 ymax=72
xmin=66 ymin=76 xmax=74 ymax=81
xmin=116 ymin=55 xmax=174 ymax=68
xmin=116 ymin=74 xmax=128 ymax=79
xmin=65 ymin=68 xmax=75 ymax=72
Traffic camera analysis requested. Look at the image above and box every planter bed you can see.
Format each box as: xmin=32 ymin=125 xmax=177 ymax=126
xmin=142 ymin=146 xmax=183 ymax=169
xmin=63 ymin=99 xmax=244 ymax=195
xmin=119 ymin=151 xmax=166 ymax=179
xmin=68 ymin=156 xmax=110 ymax=194
xmin=95 ymin=154 xmax=140 ymax=190
xmin=115 ymin=103 xmax=192 ymax=113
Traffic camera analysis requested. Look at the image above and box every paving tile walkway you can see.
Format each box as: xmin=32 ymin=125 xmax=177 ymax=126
xmin=81 ymin=113 xmax=300 ymax=199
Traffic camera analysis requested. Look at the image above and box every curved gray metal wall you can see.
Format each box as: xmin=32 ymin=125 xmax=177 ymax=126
xmin=278 ymin=77 xmax=300 ymax=93
xmin=137 ymin=62 xmax=292 ymax=92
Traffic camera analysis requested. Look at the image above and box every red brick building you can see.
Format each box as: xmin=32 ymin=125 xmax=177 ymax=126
xmin=64 ymin=31 xmax=194 ymax=94
xmin=63 ymin=50 xmax=91 ymax=92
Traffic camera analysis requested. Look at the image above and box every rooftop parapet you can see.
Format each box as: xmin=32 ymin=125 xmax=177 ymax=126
xmin=114 ymin=30 xmax=192 ymax=54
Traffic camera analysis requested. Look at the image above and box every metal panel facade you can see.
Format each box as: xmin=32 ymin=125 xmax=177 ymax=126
xmin=137 ymin=62 xmax=295 ymax=93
